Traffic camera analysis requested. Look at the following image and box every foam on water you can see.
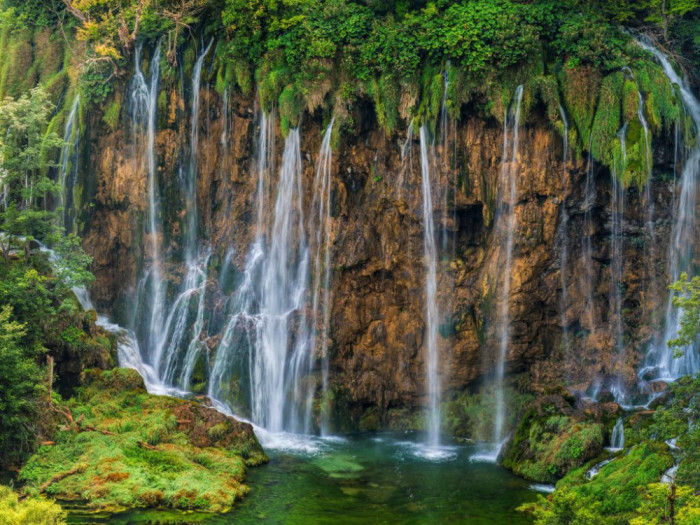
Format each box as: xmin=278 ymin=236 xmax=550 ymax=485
xmin=529 ymin=484 xmax=556 ymax=494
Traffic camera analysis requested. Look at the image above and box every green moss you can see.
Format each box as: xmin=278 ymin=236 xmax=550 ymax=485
xmin=278 ymin=83 xmax=303 ymax=136
xmin=590 ymin=72 xmax=623 ymax=170
xmin=369 ymin=74 xmax=402 ymax=135
xmin=417 ymin=66 xmax=444 ymax=135
xmin=103 ymin=97 xmax=122 ymax=131
xmin=502 ymin=401 xmax=604 ymax=483
xmin=19 ymin=369 xmax=266 ymax=513
xmin=635 ymin=60 xmax=681 ymax=135
xmin=559 ymin=65 xmax=601 ymax=150
xmin=529 ymin=74 xmax=561 ymax=126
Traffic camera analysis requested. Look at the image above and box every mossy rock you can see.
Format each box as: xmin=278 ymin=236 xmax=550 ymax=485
xmin=19 ymin=369 xmax=267 ymax=513
xmin=502 ymin=396 xmax=604 ymax=483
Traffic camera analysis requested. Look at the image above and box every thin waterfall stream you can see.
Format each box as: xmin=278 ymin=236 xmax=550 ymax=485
xmin=310 ymin=120 xmax=335 ymax=436
xmin=58 ymin=95 xmax=80 ymax=232
xmin=419 ymin=125 xmax=442 ymax=451
xmin=493 ymin=85 xmax=524 ymax=451
xmin=557 ymin=105 xmax=571 ymax=366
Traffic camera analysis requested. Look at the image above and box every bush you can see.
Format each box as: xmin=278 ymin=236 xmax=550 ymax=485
xmin=0 ymin=485 xmax=65 ymax=525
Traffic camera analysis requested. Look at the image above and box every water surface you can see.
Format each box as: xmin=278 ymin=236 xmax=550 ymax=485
xmin=69 ymin=432 xmax=537 ymax=524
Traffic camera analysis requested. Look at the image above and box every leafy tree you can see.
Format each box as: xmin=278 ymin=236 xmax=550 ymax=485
xmin=630 ymin=483 xmax=700 ymax=525
xmin=0 ymin=86 xmax=64 ymax=257
xmin=0 ymin=305 xmax=44 ymax=467
xmin=668 ymin=273 xmax=700 ymax=353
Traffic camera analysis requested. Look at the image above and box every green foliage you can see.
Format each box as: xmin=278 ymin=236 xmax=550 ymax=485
xmin=668 ymin=273 xmax=700 ymax=351
xmin=102 ymin=98 xmax=121 ymax=130
xmin=20 ymin=368 xmax=266 ymax=512
xmin=0 ymin=305 xmax=44 ymax=468
xmin=0 ymin=86 xmax=64 ymax=250
xmin=0 ymin=485 xmax=65 ymax=525
xmin=502 ymin=399 xmax=605 ymax=483
xmin=523 ymin=442 xmax=674 ymax=524
xmin=630 ymin=483 xmax=700 ymax=525
xmin=552 ymin=15 xmax=627 ymax=70
xmin=523 ymin=376 xmax=700 ymax=524
xmin=590 ymin=72 xmax=623 ymax=171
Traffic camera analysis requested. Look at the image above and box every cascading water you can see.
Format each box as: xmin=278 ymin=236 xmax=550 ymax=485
xmin=493 ymin=86 xmax=524 ymax=450
xmin=310 ymin=120 xmax=335 ymax=435
xmin=212 ymin=125 xmax=315 ymax=436
xmin=209 ymin=110 xmax=273 ymax=420
xmin=609 ymin=418 xmax=625 ymax=451
xmin=557 ymin=105 xmax=571 ymax=363
xmin=185 ymin=38 xmax=213 ymax=260
xmin=419 ymin=125 xmax=441 ymax=448
xmin=257 ymin=128 xmax=311 ymax=433
xmin=125 ymin=40 xmax=213 ymax=390
xmin=154 ymin=40 xmax=215 ymax=385
xmin=636 ymin=38 xmax=700 ymax=381
xmin=610 ymin=127 xmax=626 ymax=399
xmin=129 ymin=42 xmax=165 ymax=368
xmin=581 ymin=135 xmax=596 ymax=336
xmin=58 ymin=95 xmax=80 ymax=232
xmin=624 ymin=67 xmax=657 ymax=311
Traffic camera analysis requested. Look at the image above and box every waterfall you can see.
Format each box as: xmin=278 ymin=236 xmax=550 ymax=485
xmin=209 ymin=110 xmax=274 ymax=423
xmin=419 ymin=125 xmax=441 ymax=448
xmin=258 ymin=129 xmax=310 ymax=433
xmin=221 ymin=86 xmax=229 ymax=145
xmin=58 ymin=95 xmax=80 ymax=232
xmin=185 ymin=38 xmax=213 ymax=260
xmin=581 ymin=135 xmax=596 ymax=336
xmin=609 ymin=418 xmax=625 ymax=451
xmin=439 ymin=65 xmax=451 ymax=251
xmin=624 ymin=67 xmax=657 ymax=311
xmin=157 ymin=39 xmax=214 ymax=384
xmin=610 ymin=149 xmax=626 ymax=398
xmin=311 ymin=120 xmax=335 ymax=435
xmin=128 ymin=42 xmax=164 ymax=366
xmin=557 ymin=105 xmax=571 ymax=363
xmin=212 ymin=126 xmax=313 ymax=434
xmin=493 ymin=86 xmax=524 ymax=447
xmin=635 ymin=38 xmax=700 ymax=381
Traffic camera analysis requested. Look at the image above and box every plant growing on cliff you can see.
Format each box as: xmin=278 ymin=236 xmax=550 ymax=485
xmin=668 ymin=273 xmax=700 ymax=354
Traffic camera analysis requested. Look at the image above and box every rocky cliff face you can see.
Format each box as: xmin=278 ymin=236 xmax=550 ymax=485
xmin=78 ymin=79 xmax=680 ymax=429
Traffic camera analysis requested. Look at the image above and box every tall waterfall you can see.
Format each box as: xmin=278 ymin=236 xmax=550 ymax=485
xmin=126 ymin=40 xmax=212 ymax=389
xmin=557 ymin=105 xmax=571 ymax=363
xmin=58 ymin=95 xmax=80 ymax=232
xmin=128 ymin=42 xmax=164 ymax=367
xmin=185 ymin=38 xmax=213 ymax=260
xmin=623 ymin=67 xmax=656 ymax=309
xmin=211 ymin=125 xmax=315 ymax=435
xmin=310 ymin=120 xmax=335 ymax=435
xmin=610 ymin=129 xmax=626 ymax=397
xmin=209 ymin=111 xmax=274 ymax=420
xmin=581 ymin=135 xmax=596 ymax=335
xmin=257 ymin=128 xmax=310 ymax=432
xmin=493 ymin=86 xmax=524 ymax=447
xmin=419 ymin=125 xmax=441 ymax=447
xmin=636 ymin=38 xmax=700 ymax=380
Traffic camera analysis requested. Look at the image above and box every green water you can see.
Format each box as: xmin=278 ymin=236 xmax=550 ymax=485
xmin=69 ymin=433 xmax=538 ymax=524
